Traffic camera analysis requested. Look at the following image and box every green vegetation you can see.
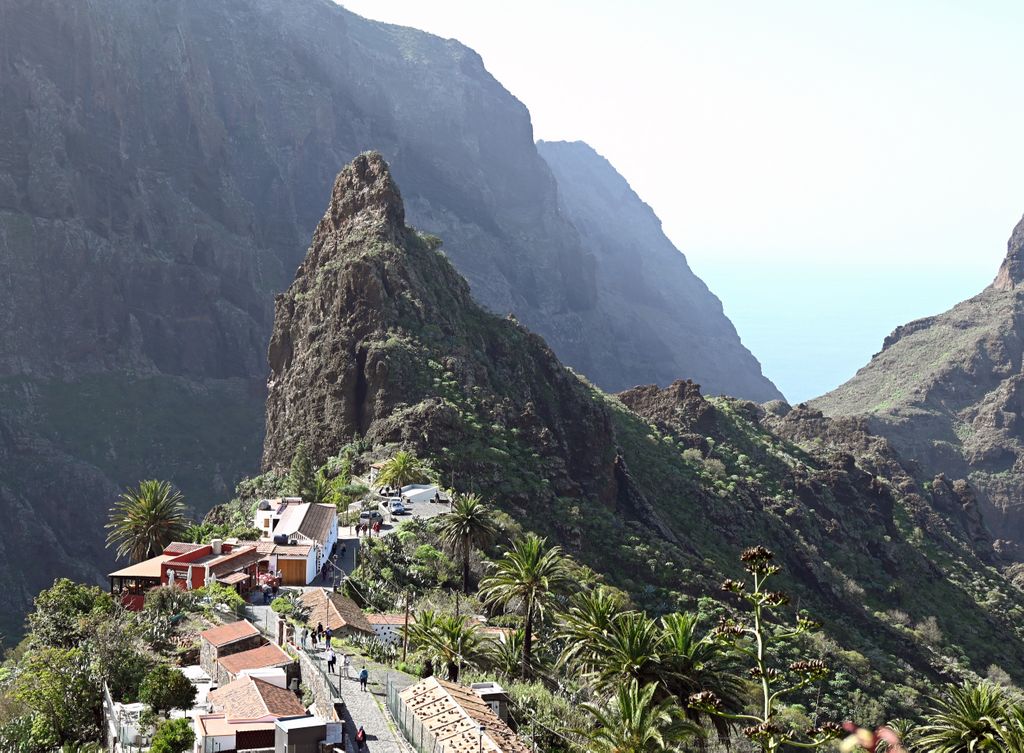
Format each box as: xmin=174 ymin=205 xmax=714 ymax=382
xmin=150 ymin=717 xmax=194 ymax=753
xmin=435 ymin=493 xmax=497 ymax=593
xmin=106 ymin=480 xmax=190 ymax=563
xmin=138 ymin=666 xmax=196 ymax=717
xmin=375 ymin=450 xmax=433 ymax=488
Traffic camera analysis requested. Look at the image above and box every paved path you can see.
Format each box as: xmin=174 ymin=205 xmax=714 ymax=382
xmin=304 ymin=643 xmax=413 ymax=753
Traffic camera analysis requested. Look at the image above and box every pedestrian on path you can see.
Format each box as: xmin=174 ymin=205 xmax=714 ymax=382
xmin=340 ymin=543 xmax=347 ymax=561
xmin=355 ymin=726 xmax=366 ymax=750
xmin=359 ymin=667 xmax=369 ymax=692
xmin=301 ymin=627 xmax=309 ymax=648
xmin=372 ymin=521 xmax=381 ymax=537
xmin=326 ymin=647 xmax=336 ymax=673
xmin=325 ymin=626 xmax=333 ymax=645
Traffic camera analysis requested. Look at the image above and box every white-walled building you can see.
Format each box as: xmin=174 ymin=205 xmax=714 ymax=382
xmin=252 ymin=498 xmax=338 ymax=585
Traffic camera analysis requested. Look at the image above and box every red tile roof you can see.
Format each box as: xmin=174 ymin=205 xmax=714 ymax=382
xmin=367 ymin=613 xmax=409 ymax=626
xmin=163 ymin=542 xmax=204 ymax=555
xmin=201 ymin=620 xmax=260 ymax=647
xmin=299 ymin=588 xmax=374 ymax=635
xmin=218 ymin=643 xmax=293 ymax=676
xmin=208 ymin=676 xmax=306 ymax=721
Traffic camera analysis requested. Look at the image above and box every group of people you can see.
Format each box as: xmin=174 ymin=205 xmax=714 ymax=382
xmin=355 ymin=521 xmax=381 ymax=537
xmin=303 ymin=621 xmax=334 ymax=649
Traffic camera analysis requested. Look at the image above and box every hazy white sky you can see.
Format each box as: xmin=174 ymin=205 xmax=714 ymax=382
xmin=339 ymin=0 xmax=1024 ymax=400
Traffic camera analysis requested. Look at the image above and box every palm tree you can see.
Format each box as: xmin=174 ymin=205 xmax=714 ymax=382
xmin=106 ymin=480 xmax=190 ymax=562
xmin=590 ymin=611 xmax=665 ymax=691
xmin=479 ymin=533 xmax=572 ymax=679
xmin=435 ymin=494 xmax=496 ymax=594
xmin=406 ymin=610 xmax=487 ymax=682
xmin=487 ymin=628 xmax=548 ymax=681
xmin=376 ymin=450 xmax=431 ymax=489
xmin=916 ymin=681 xmax=1012 ymax=753
xmin=580 ymin=679 xmax=698 ymax=753
xmin=557 ymin=586 xmax=627 ymax=668
xmin=658 ymin=612 xmax=744 ymax=742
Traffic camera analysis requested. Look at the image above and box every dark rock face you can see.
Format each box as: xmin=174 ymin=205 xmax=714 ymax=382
xmin=263 ymin=153 xmax=621 ymax=514
xmin=0 ymin=0 xmax=776 ymax=635
xmin=538 ymin=141 xmax=782 ymax=401
xmin=993 ymin=214 xmax=1024 ymax=291
xmin=814 ymin=215 xmax=1024 ymax=557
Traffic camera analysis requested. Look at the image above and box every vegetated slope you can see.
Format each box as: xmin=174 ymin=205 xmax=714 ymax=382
xmin=537 ymin=141 xmax=781 ymax=402
xmin=814 ymin=215 xmax=1024 ymax=558
xmin=0 ymin=0 xmax=777 ymax=633
xmin=263 ymin=153 xmax=1024 ymax=716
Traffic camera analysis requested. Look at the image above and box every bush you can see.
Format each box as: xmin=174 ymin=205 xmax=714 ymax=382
xmin=150 ymin=717 xmax=194 ymax=753
xmin=271 ymin=596 xmax=294 ymax=615
xmin=703 ymin=458 xmax=727 ymax=478
xmin=197 ymin=582 xmax=245 ymax=614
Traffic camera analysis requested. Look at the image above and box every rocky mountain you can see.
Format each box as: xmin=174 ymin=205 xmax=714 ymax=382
xmin=814 ymin=215 xmax=1024 ymax=559
xmin=264 ymin=153 xmax=1024 ymax=710
xmin=537 ymin=141 xmax=781 ymax=402
xmin=0 ymin=0 xmax=778 ymax=638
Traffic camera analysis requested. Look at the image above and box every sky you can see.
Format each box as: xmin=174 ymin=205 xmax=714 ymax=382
xmin=339 ymin=0 xmax=1024 ymax=401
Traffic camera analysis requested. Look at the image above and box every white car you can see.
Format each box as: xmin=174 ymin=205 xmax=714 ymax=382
xmin=383 ymin=498 xmax=406 ymax=515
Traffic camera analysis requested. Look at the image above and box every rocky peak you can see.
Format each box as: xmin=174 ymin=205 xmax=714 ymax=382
xmin=321 ymin=152 xmax=406 ymax=242
xmin=992 ymin=214 xmax=1024 ymax=290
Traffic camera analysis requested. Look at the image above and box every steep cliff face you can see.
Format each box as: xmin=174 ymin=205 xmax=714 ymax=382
xmin=264 ymin=155 xmax=1024 ymax=696
xmin=263 ymin=153 xmax=622 ymax=514
xmin=814 ymin=214 xmax=1024 ymax=557
xmin=0 ymin=0 xmax=775 ymax=633
xmin=538 ymin=141 xmax=782 ymax=401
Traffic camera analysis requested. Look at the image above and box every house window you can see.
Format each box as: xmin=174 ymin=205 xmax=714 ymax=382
xmin=263 ymin=519 xmax=270 ymax=528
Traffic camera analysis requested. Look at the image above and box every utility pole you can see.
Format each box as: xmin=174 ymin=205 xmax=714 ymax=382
xmin=402 ymin=590 xmax=411 ymax=663
xmin=455 ymin=590 xmax=460 ymax=617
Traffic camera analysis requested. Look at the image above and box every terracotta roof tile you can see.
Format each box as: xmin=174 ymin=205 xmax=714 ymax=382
xmin=366 ymin=613 xmax=409 ymax=626
xmin=208 ymin=676 xmax=306 ymax=721
xmin=218 ymin=643 xmax=293 ymax=676
xmin=399 ymin=676 xmax=529 ymax=753
xmin=297 ymin=504 xmax=336 ymax=545
xmin=201 ymin=620 xmax=260 ymax=647
xmin=209 ymin=546 xmax=262 ymax=577
xmin=163 ymin=542 xmax=205 ymax=555
xmin=299 ymin=588 xmax=375 ymax=635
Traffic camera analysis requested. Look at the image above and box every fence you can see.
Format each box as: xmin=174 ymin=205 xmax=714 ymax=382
xmin=386 ymin=675 xmax=444 ymax=753
xmin=244 ymin=604 xmax=279 ymax=639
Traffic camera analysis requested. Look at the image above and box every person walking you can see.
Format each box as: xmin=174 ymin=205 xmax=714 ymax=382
xmin=359 ymin=667 xmax=369 ymax=692
xmin=325 ymin=626 xmax=334 ymax=645
xmin=340 ymin=543 xmax=347 ymax=564
xmin=355 ymin=726 xmax=366 ymax=750
xmin=301 ymin=627 xmax=309 ymax=649
xmin=326 ymin=647 xmax=336 ymax=673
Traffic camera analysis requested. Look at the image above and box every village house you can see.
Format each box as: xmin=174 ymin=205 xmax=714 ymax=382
xmin=366 ymin=613 xmax=409 ymax=647
xmin=108 ymin=540 xmax=260 ymax=610
xmin=195 ymin=675 xmax=308 ymax=753
xmin=298 ymin=588 xmax=375 ymax=638
xmin=199 ymin=620 xmax=263 ymax=679
xmin=395 ymin=676 xmax=529 ymax=753
xmin=368 ymin=461 xmax=386 ymax=484
xmin=253 ymin=498 xmax=339 ymax=585
xmin=214 ymin=641 xmax=295 ymax=686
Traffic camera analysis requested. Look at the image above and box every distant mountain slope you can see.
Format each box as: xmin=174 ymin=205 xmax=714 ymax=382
xmin=262 ymin=153 xmax=1024 ymax=711
xmin=537 ymin=141 xmax=782 ymax=401
xmin=814 ymin=215 xmax=1024 ymax=555
xmin=0 ymin=0 xmax=777 ymax=637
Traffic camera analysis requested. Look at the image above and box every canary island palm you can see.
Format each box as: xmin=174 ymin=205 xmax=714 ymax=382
xmin=406 ymin=610 xmax=487 ymax=682
xmin=435 ymin=493 xmax=496 ymax=594
xmin=580 ymin=679 xmax=698 ymax=753
xmin=479 ymin=533 xmax=571 ymax=679
xmin=376 ymin=450 xmax=431 ymax=489
xmin=106 ymin=480 xmax=189 ymax=562
xmin=916 ymin=681 xmax=1016 ymax=753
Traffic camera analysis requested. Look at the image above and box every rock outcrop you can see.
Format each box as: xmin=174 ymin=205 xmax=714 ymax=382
xmin=814 ymin=214 xmax=1024 ymax=555
xmin=538 ymin=141 xmax=782 ymax=401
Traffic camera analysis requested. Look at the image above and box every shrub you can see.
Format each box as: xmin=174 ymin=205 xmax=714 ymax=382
xmin=150 ymin=717 xmax=194 ymax=753
xmin=139 ymin=666 xmax=197 ymax=716
xmin=703 ymin=458 xmax=727 ymax=478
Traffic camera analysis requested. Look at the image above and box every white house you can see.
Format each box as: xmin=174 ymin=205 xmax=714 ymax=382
xmin=253 ymin=498 xmax=338 ymax=585
xmin=366 ymin=613 xmax=409 ymax=647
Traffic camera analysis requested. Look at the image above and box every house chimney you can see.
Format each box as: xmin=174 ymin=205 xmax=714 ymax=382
xmin=211 ymin=538 xmax=223 ymax=555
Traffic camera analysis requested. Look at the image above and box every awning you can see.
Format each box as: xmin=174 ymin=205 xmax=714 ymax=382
xmin=217 ymin=571 xmax=250 ymax=586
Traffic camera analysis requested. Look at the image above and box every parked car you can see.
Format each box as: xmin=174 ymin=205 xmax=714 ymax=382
xmin=359 ymin=510 xmax=385 ymax=526
xmin=386 ymin=498 xmax=406 ymax=515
